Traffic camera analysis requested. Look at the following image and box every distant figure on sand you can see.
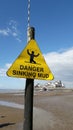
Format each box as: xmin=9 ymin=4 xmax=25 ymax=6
xmin=27 ymin=49 xmax=39 ymax=63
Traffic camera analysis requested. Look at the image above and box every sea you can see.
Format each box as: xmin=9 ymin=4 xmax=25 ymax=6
xmin=0 ymin=89 xmax=24 ymax=93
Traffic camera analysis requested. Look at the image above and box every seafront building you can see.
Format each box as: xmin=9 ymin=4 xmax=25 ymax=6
xmin=34 ymin=80 xmax=65 ymax=91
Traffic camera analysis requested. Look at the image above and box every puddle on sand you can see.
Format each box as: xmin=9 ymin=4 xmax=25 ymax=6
xmin=0 ymin=100 xmax=59 ymax=129
xmin=0 ymin=101 xmax=24 ymax=109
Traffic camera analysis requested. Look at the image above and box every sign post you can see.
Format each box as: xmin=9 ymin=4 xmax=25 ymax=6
xmin=6 ymin=27 xmax=54 ymax=130
xmin=24 ymin=27 xmax=35 ymax=130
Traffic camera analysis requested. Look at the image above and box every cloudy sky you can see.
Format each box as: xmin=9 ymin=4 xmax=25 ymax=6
xmin=0 ymin=0 xmax=73 ymax=89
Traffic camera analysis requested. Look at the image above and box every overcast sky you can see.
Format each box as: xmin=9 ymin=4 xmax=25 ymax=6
xmin=0 ymin=0 xmax=73 ymax=89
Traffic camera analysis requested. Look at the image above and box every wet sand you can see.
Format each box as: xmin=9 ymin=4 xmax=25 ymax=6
xmin=0 ymin=90 xmax=73 ymax=130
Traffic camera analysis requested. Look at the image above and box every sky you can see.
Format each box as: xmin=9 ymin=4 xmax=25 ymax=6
xmin=0 ymin=0 xmax=73 ymax=89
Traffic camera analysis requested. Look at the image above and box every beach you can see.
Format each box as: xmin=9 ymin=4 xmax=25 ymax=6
xmin=0 ymin=89 xmax=73 ymax=130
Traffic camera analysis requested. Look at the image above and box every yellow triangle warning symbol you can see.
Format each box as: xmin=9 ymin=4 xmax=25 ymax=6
xmin=7 ymin=40 xmax=54 ymax=80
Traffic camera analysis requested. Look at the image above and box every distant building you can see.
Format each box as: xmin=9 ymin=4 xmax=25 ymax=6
xmin=54 ymin=80 xmax=65 ymax=88
xmin=34 ymin=83 xmax=42 ymax=91
xmin=34 ymin=80 xmax=65 ymax=91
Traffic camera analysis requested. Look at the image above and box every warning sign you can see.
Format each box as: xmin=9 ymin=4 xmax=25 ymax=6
xmin=7 ymin=40 xmax=54 ymax=80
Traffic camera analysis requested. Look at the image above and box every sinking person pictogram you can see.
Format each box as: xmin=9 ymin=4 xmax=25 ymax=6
xmin=27 ymin=49 xmax=39 ymax=64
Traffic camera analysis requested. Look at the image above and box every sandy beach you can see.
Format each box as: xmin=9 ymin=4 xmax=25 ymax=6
xmin=0 ymin=89 xmax=73 ymax=130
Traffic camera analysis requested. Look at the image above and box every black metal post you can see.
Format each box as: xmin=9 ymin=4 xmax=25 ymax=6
xmin=24 ymin=27 xmax=35 ymax=130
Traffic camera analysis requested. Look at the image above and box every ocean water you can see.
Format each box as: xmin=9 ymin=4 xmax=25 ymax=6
xmin=0 ymin=89 xmax=24 ymax=93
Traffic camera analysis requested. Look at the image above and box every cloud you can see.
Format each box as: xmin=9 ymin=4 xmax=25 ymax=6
xmin=5 ymin=63 xmax=12 ymax=68
xmin=44 ymin=47 xmax=73 ymax=88
xmin=0 ymin=68 xmax=6 ymax=77
xmin=0 ymin=29 xmax=9 ymax=36
xmin=0 ymin=63 xmax=11 ymax=77
xmin=0 ymin=20 xmax=22 ymax=42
